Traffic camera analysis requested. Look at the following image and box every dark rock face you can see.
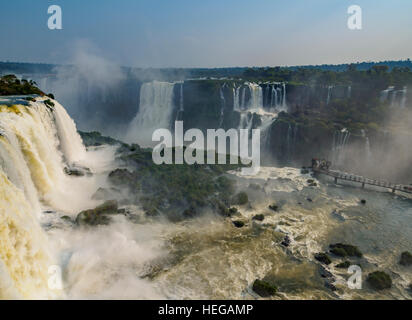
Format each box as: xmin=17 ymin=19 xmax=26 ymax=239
xmin=399 ymin=251 xmax=412 ymax=266
xmin=232 ymin=220 xmax=245 ymax=228
xmin=329 ymin=243 xmax=362 ymax=258
xmin=366 ymin=271 xmax=392 ymax=290
xmin=324 ymin=281 xmax=337 ymax=292
xmin=252 ymin=279 xmax=277 ymax=297
xmin=75 ymin=200 xmax=119 ymax=226
xmin=268 ymin=203 xmax=278 ymax=211
xmin=64 ymin=166 xmax=92 ymax=177
xmin=315 ymin=253 xmax=332 ymax=265
xmin=318 ymin=266 xmax=334 ymax=280
xmin=252 ymin=214 xmax=265 ymax=221
xmin=281 ymin=235 xmax=291 ymax=247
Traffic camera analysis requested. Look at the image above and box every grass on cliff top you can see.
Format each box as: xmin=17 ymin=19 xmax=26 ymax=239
xmin=0 ymin=74 xmax=44 ymax=96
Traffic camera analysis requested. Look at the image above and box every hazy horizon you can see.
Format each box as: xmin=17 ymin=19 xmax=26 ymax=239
xmin=0 ymin=0 xmax=411 ymax=68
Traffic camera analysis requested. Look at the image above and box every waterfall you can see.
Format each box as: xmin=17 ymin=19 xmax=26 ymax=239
xmin=286 ymin=124 xmax=292 ymax=160
xmin=219 ymin=84 xmax=226 ymax=127
xmin=347 ymin=86 xmax=352 ymax=99
xmin=365 ymin=137 xmax=372 ymax=162
xmin=400 ymin=86 xmax=407 ymax=109
xmin=126 ymin=81 xmax=176 ymax=145
xmin=282 ymin=83 xmax=287 ymax=109
xmin=271 ymin=86 xmax=278 ymax=108
xmin=0 ymin=96 xmax=89 ymax=298
xmin=233 ymin=87 xmax=240 ymax=111
xmin=247 ymin=83 xmax=263 ymax=109
xmin=240 ymin=86 xmax=247 ymax=110
xmin=179 ymin=82 xmax=184 ymax=112
xmin=332 ymin=128 xmax=350 ymax=166
xmin=326 ymin=86 xmax=333 ymax=105
xmin=380 ymin=86 xmax=394 ymax=102
xmin=53 ymin=102 xmax=86 ymax=165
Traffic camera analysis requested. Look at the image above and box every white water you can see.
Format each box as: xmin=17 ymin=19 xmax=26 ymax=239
xmin=331 ymin=128 xmax=350 ymax=166
xmin=126 ymin=81 xmax=176 ymax=145
xmin=0 ymin=96 xmax=96 ymax=298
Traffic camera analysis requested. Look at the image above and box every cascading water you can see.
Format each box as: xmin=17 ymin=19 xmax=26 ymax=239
xmin=400 ymin=86 xmax=407 ymax=109
xmin=331 ymin=128 xmax=350 ymax=166
xmin=219 ymin=84 xmax=226 ymax=127
xmin=247 ymin=83 xmax=263 ymax=109
xmin=347 ymin=85 xmax=352 ymax=99
xmin=126 ymin=81 xmax=176 ymax=145
xmin=365 ymin=136 xmax=372 ymax=162
xmin=0 ymin=96 xmax=89 ymax=299
xmin=326 ymin=86 xmax=333 ymax=105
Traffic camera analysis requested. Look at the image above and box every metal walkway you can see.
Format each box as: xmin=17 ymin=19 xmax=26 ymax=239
xmin=313 ymin=167 xmax=412 ymax=194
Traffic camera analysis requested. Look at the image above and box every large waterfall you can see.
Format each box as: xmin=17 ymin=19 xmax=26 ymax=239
xmin=126 ymin=81 xmax=176 ymax=145
xmin=0 ymin=97 xmax=88 ymax=298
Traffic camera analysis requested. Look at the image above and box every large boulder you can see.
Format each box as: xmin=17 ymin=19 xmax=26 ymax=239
xmin=366 ymin=271 xmax=392 ymax=290
xmin=399 ymin=251 xmax=412 ymax=266
xmin=252 ymin=279 xmax=277 ymax=297
xmin=75 ymin=200 xmax=119 ymax=226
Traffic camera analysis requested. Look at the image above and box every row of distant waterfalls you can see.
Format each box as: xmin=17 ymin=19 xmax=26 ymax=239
xmin=380 ymin=86 xmax=408 ymax=108
xmin=127 ymin=81 xmax=286 ymax=147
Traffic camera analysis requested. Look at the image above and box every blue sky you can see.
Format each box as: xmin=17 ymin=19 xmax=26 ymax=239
xmin=0 ymin=0 xmax=411 ymax=67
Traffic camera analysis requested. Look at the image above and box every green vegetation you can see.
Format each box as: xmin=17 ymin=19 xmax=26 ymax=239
xmin=314 ymin=253 xmax=332 ymax=265
xmin=366 ymin=271 xmax=392 ymax=290
xmin=329 ymin=243 xmax=362 ymax=258
xmin=231 ymin=192 xmax=249 ymax=205
xmin=335 ymin=261 xmax=351 ymax=269
xmin=399 ymin=251 xmax=412 ymax=266
xmin=242 ymin=64 xmax=412 ymax=87
xmin=79 ymin=131 xmax=124 ymax=147
xmin=0 ymin=74 xmax=44 ymax=95
xmin=108 ymin=145 xmax=243 ymax=220
xmin=252 ymin=279 xmax=278 ymax=297
xmin=75 ymin=200 xmax=119 ymax=226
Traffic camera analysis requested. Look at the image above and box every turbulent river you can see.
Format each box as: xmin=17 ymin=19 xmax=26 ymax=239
xmin=0 ymin=97 xmax=411 ymax=299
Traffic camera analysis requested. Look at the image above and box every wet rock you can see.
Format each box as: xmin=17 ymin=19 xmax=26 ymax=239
xmin=301 ymin=168 xmax=310 ymax=174
xmin=229 ymin=207 xmax=239 ymax=215
xmin=268 ymin=203 xmax=278 ymax=211
xmin=306 ymin=198 xmax=313 ymax=202
xmin=360 ymin=199 xmax=366 ymax=204
xmin=252 ymin=214 xmax=265 ymax=221
xmin=399 ymin=251 xmax=412 ymax=266
xmin=61 ymin=215 xmax=73 ymax=223
xmin=252 ymin=279 xmax=277 ymax=297
xmin=231 ymin=192 xmax=248 ymax=205
xmin=232 ymin=220 xmax=245 ymax=228
xmin=117 ymin=208 xmax=128 ymax=214
xmin=75 ymin=200 xmax=119 ymax=226
xmin=335 ymin=261 xmax=351 ymax=269
xmin=281 ymin=235 xmax=291 ymax=247
xmin=315 ymin=253 xmax=332 ymax=265
xmin=64 ymin=166 xmax=92 ymax=177
xmin=329 ymin=243 xmax=362 ymax=258
xmin=318 ymin=265 xmax=335 ymax=280
xmin=366 ymin=271 xmax=392 ymax=290
xmin=324 ymin=281 xmax=337 ymax=291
